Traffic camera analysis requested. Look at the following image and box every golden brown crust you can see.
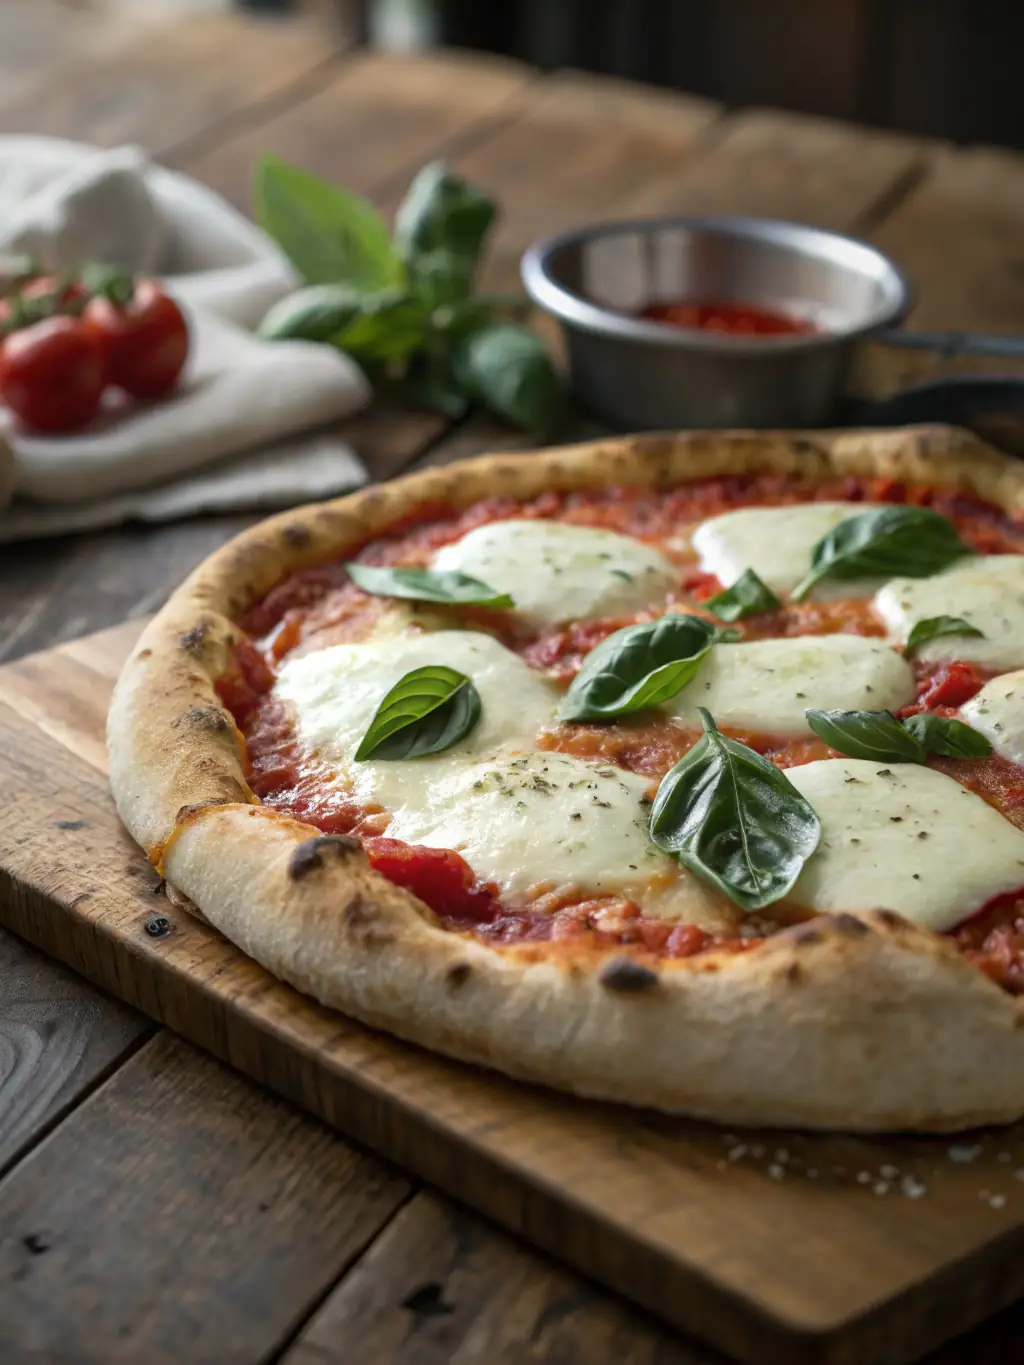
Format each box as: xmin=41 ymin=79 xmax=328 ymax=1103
xmin=107 ymin=425 xmax=1024 ymax=1130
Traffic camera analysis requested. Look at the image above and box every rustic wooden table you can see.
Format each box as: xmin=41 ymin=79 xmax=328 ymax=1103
xmin=3 ymin=7 xmax=1024 ymax=1363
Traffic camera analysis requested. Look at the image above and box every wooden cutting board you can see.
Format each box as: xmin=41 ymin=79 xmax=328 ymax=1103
xmin=0 ymin=619 xmax=1023 ymax=1365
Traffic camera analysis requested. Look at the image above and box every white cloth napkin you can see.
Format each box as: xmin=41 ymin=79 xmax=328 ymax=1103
xmin=0 ymin=140 xmax=374 ymax=541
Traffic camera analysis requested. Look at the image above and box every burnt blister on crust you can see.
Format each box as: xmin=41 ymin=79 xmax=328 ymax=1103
xmin=446 ymin=962 xmax=473 ymax=989
xmin=174 ymin=798 xmax=235 ymax=825
xmin=282 ymin=524 xmax=311 ymax=549
xmin=179 ymin=623 xmax=211 ymax=655
xmin=174 ymin=705 xmax=232 ymax=735
xmin=599 ymin=957 xmax=660 ymax=992
xmin=288 ymin=834 xmax=362 ymax=880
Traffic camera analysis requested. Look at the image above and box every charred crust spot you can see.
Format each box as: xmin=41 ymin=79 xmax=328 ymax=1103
xmin=288 ymin=834 xmax=361 ymax=880
xmin=833 ymin=913 xmax=869 ymax=938
xmin=179 ymin=624 xmax=210 ymax=655
xmin=790 ymin=926 xmax=823 ymax=948
xmin=137 ymin=648 xmax=153 ymax=661
xmin=785 ymin=962 xmax=804 ymax=985
xmin=176 ymin=705 xmax=231 ymax=735
xmin=174 ymin=798 xmax=233 ymax=825
xmin=282 ymin=524 xmax=311 ymax=548
xmin=599 ymin=957 xmax=659 ymax=992
xmin=342 ymin=894 xmax=373 ymax=927
xmin=874 ymin=909 xmax=905 ymax=930
xmin=446 ymin=962 xmax=472 ymax=989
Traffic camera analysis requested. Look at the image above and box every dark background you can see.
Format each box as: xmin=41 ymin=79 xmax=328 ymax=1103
xmin=248 ymin=0 xmax=1024 ymax=150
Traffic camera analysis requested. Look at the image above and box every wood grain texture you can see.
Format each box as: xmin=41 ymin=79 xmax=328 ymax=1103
xmin=282 ymin=1192 xmax=706 ymax=1365
xmin=0 ymin=931 xmax=148 ymax=1178
xmin=0 ymin=1031 xmax=410 ymax=1365
xmin=0 ymin=13 xmax=351 ymax=158
xmin=1 ymin=626 xmax=1023 ymax=1365
xmin=184 ymin=50 xmax=537 ymax=215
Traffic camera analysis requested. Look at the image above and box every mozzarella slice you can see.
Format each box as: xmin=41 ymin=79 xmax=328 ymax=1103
xmin=874 ymin=555 xmax=1024 ymax=672
xmin=961 ymin=669 xmax=1024 ymax=764
xmin=274 ymin=629 xmax=558 ymax=814
xmin=431 ymin=519 xmax=675 ymax=626
xmin=692 ymin=502 xmax=883 ymax=600
xmin=665 ymin=635 xmax=914 ymax=736
xmin=787 ymin=759 xmax=1024 ymax=931
xmin=384 ymin=749 xmax=726 ymax=923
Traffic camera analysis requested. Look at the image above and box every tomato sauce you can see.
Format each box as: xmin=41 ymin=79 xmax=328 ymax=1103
xmin=217 ymin=473 xmax=1024 ymax=991
xmin=638 ymin=299 xmax=818 ymax=337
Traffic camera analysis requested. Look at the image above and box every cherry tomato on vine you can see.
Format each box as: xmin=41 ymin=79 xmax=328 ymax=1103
xmin=0 ymin=316 xmax=106 ymax=433
xmin=83 ymin=279 xmax=189 ymax=400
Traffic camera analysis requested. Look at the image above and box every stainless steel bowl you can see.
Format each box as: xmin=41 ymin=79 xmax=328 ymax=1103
xmin=521 ymin=216 xmax=911 ymax=429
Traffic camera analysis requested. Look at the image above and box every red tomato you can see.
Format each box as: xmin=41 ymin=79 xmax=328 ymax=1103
xmin=0 ymin=316 xmax=105 ymax=433
xmin=84 ymin=279 xmax=188 ymax=399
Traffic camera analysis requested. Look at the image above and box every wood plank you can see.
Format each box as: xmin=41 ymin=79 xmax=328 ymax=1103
xmin=432 ymin=70 xmax=720 ymax=296
xmin=183 ymin=50 xmax=537 ymax=215
xmin=282 ymin=1190 xmax=1024 ymax=1365
xmin=0 ymin=14 xmax=350 ymax=158
xmin=1 ymin=624 xmax=1024 ymax=1365
xmin=0 ymin=931 xmax=148 ymax=1178
xmin=0 ymin=1030 xmax=410 ymax=1365
xmin=282 ymin=1191 xmax=705 ymax=1365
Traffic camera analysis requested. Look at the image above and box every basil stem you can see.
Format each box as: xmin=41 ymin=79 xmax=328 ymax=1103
xmin=346 ymin=563 xmax=513 ymax=609
xmin=706 ymin=568 xmax=781 ymax=622
xmin=904 ymin=615 xmax=984 ymax=659
xmin=355 ymin=665 xmax=481 ymax=761
xmin=649 ymin=708 xmax=821 ymax=911
xmin=805 ymin=708 xmax=925 ymax=763
xmin=558 ymin=615 xmax=720 ymax=723
xmin=791 ymin=506 xmax=972 ymax=602
xmin=903 ymin=713 xmax=994 ymax=759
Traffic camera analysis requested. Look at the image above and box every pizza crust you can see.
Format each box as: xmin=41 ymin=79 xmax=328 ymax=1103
xmin=107 ymin=424 xmax=1024 ymax=1130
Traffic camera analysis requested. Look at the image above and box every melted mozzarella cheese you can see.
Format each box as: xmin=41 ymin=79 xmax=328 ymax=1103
xmin=665 ymin=635 xmax=914 ymax=736
xmin=274 ymin=630 xmax=558 ymax=813
xmin=961 ymin=669 xmax=1024 ymax=764
xmin=786 ymin=759 xmax=1024 ymax=931
xmin=384 ymin=749 xmax=727 ymax=923
xmin=874 ymin=555 xmax=1024 ymax=671
xmin=431 ymin=519 xmax=675 ymax=626
xmin=692 ymin=502 xmax=883 ymax=600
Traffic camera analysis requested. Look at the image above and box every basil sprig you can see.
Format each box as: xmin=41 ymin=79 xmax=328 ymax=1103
xmin=558 ymin=615 xmax=720 ymax=723
xmin=706 ymin=568 xmax=781 ymax=622
xmin=346 ymin=564 xmax=513 ymax=609
xmin=790 ymin=506 xmax=972 ymax=602
xmin=903 ymin=712 xmax=994 ymax=759
xmin=255 ymin=156 xmax=563 ymax=439
xmin=806 ymin=708 xmax=992 ymax=763
xmin=649 ymin=709 xmax=821 ymax=911
xmin=355 ymin=665 xmax=481 ymax=761
xmin=904 ymin=615 xmax=984 ymax=659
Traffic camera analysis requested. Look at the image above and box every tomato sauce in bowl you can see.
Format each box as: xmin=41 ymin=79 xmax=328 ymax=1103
xmin=638 ymin=299 xmax=819 ymax=338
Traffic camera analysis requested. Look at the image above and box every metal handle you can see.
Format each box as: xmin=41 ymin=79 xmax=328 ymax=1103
xmin=877 ymin=328 xmax=1024 ymax=360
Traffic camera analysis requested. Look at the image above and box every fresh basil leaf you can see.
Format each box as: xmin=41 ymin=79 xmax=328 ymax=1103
xmin=398 ymin=355 xmax=470 ymax=418
xmin=805 ymin=708 xmax=925 ymax=763
xmin=650 ymin=708 xmax=821 ymax=911
xmin=331 ymin=290 xmax=431 ymax=364
xmin=394 ymin=162 xmax=496 ymax=287
xmin=559 ymin=615 xmax=719 ymax=723
xmin=453 ymin=322 xmax=564 ymax=440
xmin=254 ymin=155 xmax=403 ymax=290
xmin=346 ymin=563 xmax=513 ymax=608
xmin=904 ymin=713 xmax=994 ymax=759
xmin=904 ymin=615 xmax=985 ymax=659
xmin=355 ymin=666 xmax=481 ymax=761
xmin=432 ymin=294 xmax=531 ymax=335
xmin=258 ymin=283 xmax=367 ymax=342
xmin=706 ymin=569 xmax=781 ymax=622
xmin=791 ymin=506 xmax=972 ymax=602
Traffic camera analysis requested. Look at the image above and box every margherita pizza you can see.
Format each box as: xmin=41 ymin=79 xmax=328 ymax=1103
xmin=108 ymin=425 xmax=1024 ymax=1131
